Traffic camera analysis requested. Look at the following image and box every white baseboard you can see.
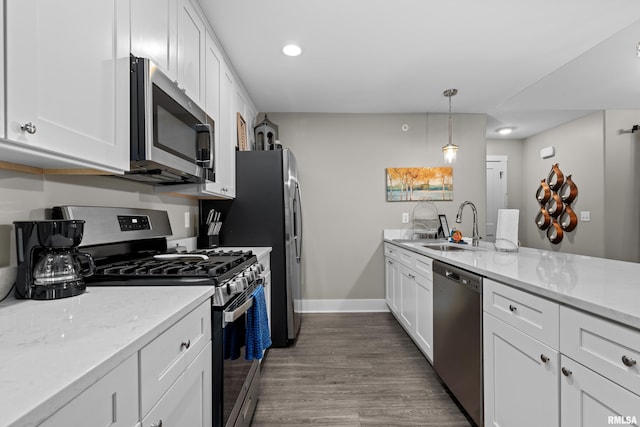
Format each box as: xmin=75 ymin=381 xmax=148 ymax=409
xmin=298 ymin=299 xmax=389 ymax=313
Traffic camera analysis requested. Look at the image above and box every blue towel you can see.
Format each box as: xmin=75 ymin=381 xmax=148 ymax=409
xmin=245 ymin=285 xmax=272 ymax=360
xmin=223 ymin=320 xmax=243 ymax=360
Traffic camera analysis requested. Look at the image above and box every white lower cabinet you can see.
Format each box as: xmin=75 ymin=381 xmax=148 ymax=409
xmin=561 ymin=354 xmax=640 ymax=427
xmin=414 ymin=272 xmax=433 ymax=362
xmin=484 ymin=280 xmax=640 ymax=427
xmin=384 ymin=255 xmax=399 ymax=313
xmin=142 ymin=342 xmax=212 ymax=427
xmin=41 ymin=299 xmax=213 ymax=427
xmin=40 ymin=354 xmax=139 ymax=427
xmin=140 ymin=300 xmax=211 ymax=416
xmin=399 ymin=264 xmax=417 ymax=332
xmin=483 ymin=312 xmax=559 ymax=427
xmin=384 ymin=242 xmax=433 ymax=362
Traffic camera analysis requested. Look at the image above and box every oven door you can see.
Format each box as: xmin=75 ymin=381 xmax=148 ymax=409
xmin=213 ymin=283 xmax=262 ymax=427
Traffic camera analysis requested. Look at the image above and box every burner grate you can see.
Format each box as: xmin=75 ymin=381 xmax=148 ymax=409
xmin=93 ymin=250 xmax=256 ymax=280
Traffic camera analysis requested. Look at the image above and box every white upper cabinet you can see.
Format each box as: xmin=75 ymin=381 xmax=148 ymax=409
xmin=130 ymin=0 xmax=178 ymax=80
xmin=217 ymin=60 xmax=237 ymax=197
xmin=204 ymin=32 xmax=221 ymax=121
xmin=4 ymin=0 xmax=130 ymax=173
xmin=177 ymin=0 xmax=205 ymax=106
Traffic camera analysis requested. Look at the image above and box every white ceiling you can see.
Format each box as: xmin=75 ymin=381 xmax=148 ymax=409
xmin=198 ymin=0 xmax=640 ymax=139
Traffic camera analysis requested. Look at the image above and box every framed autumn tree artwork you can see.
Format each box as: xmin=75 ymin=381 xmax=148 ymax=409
xmin=386 ymin=167 xmax=453 ymax=201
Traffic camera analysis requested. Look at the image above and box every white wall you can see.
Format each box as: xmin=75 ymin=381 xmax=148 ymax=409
xmin=604 ymin=110 xmax=640 ymax=262
xmin=0 ymin=171 xmax=198 ymax=267
xmin=265 ymin=112 xmax=486 ymax=301
xmin=521 ymin=112 xmax=606 ymax=256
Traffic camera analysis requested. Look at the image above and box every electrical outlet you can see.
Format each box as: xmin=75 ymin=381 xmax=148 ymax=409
xmin=580 ymin=211 xmax=590 ymax=222
xmin=184 ymin=212 xmax=190 ymax=228
xmin=402 ymin=213 xmax=409 ymax=224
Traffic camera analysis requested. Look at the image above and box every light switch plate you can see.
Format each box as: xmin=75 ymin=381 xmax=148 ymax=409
xmin=402 ymin=212 xmax=409 ymax=224
xmin=184 ymin=212 xmax=191 ymax=228
xmin=580 ymin=211 xmax=590 ymax=221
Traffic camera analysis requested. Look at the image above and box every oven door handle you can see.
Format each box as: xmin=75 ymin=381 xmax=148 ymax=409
xmin=223 ymin=297 xmax=254 ymax=326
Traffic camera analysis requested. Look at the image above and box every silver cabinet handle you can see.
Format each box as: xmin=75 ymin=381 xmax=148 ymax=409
xmin=622 ymin=355 xmax=637 ymax=367
xmin=509 ymin=304 xmax=517 ymax=312
xmin=180 ymin=339 xmax=191 ymax=350
xmin=561 ymin=367 xmax=572 ymax=377
xmin=540 ymin=354 xmax=549 ymax=363
xmin=387 ymin=260 xmax=393 ymax=265
xmin=408 ymin=273 xmax=415 ymax=279
xmin=150 ymin=421 xmax=163 ymax=427
xmin=20 ymin=122 xmax=37 ymax=134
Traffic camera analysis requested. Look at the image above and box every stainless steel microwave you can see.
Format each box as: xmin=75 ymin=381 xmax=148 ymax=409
xmin=125 ymin=56 xmax=215 ymax=185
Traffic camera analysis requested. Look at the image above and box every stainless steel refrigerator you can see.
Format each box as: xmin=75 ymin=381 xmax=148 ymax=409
xmin=200 ymin=149 xmax=302 ymax=347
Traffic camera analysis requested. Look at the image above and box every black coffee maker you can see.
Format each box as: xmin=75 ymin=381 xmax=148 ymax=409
xmin=14 ymin=220 xmax=95 ymax=300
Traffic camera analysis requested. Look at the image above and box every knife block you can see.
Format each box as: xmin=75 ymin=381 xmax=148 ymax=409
xmin=197 ymin=232 xmax=219 ymax=249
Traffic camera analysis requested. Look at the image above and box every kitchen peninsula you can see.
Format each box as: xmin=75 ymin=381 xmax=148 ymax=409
xmin=384 ymin=230 xmax=640 ymax=427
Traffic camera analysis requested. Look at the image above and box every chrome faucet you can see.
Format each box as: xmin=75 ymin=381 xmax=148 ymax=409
xmin=455 ymin=201 xmax=480 ymax=246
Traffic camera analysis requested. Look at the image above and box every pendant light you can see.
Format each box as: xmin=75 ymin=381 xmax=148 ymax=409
xmin=442 ymin=88 xmax=459 ymax=164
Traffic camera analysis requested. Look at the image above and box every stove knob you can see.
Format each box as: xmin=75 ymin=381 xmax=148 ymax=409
xmin=255 ymin=264 xmax=264 ymax=273
xmin=237 ymin=276 xmax=249 ymax=291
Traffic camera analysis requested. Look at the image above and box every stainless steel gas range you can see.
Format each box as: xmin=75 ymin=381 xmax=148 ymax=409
xmin=52 ymin=205 xmax=266 ymax=427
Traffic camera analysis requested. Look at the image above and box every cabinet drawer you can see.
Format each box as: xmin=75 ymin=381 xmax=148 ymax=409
xmin=398 ymin=247 xmax=415 ymax=269
xmin=384 ymin=243 xmax=400 ymax=261
xmin=414 ymin=255 xmax=433 ymax=278
xmin=483 ymin=279 xmax=559 ymax=349
xmin=142 ymin=342 xmax=212 ymax=427
xmin=41 ymin=354 xmax=138 ymax=427
xmin=140 ymin=300 xmax=212 ymax=416
xmin=560 ymin=306 xmax=640 ymax=396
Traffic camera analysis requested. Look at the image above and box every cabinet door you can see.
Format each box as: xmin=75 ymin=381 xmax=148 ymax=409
xmin=561 ymin=355 xmax=640 ymax=427
xmin=384 ymin=257 xmax=399 ymax=314
xmin=131 ymin=0 xmax=177 ymax=79
xmin=399 ymin=264 xmax=417 ymax=332
xmin=483 ymin=313 xmax=560 ymax=427
xmin=218 ymin=61 xmax=237 ymax=197
xmin=204 ymin=32 xmax=221 ymax=124
xmin=5 ymin=0 xmax=130 ymax=173
xmin=177 ymin=0 xmax=205 ymax=105
xmin=40 ymin=354 xmax=138 ymax=427
xmin=414 ymin=272 xmax=433 ymax=362
xmin=142 ymin=342 xmax=213 ymax=427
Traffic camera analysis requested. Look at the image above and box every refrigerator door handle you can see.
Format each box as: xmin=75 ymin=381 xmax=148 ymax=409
xmin=293 ymin=182 xmax=303 ymax=263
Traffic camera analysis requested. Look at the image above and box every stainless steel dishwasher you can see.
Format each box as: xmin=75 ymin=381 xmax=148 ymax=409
xmin=433 ymin=260 xmax=483 ymax=426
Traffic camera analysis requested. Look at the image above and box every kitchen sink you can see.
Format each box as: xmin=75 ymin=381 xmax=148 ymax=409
xmin=421 ymin=244 xmax=468 ymax=252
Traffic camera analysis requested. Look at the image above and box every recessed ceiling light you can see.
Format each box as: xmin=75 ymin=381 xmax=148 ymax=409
xmin=282 ymin=44 xmax=302 ymax=57
xmin=497 ymin=127 xmax=515 ymax=135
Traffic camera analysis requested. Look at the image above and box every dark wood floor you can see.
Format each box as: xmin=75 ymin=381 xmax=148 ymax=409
xmin=251 ymin=312 xmax=473 ymax=426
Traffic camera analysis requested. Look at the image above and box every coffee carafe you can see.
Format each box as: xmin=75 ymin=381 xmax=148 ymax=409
xmin=14 ymin=220 xmax=95 ymax=300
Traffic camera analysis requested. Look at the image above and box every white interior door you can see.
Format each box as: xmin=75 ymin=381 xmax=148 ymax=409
xmin=486 ymin=156 xmax=508 ymax=242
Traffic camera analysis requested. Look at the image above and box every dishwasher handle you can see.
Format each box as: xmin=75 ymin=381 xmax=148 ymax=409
xmin=445 ymin=270 xmax=460 ymax=281
xmin=434 ymin=260 xmax=483 ymax=294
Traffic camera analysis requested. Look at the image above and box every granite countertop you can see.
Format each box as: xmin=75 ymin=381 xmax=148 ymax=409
xmin=383 ymin=230 xmax=640 ymax=330
xmin=0 ymin=285 xmax=215 ymax=427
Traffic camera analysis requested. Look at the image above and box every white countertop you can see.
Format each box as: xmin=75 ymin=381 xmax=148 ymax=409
xmin=0 ymin=286 xmax=215 ymax=427
xmin=383 ymin=230 xmax=640 ymax=330
xmin=0 ymin=245 xmax=271 ymax=427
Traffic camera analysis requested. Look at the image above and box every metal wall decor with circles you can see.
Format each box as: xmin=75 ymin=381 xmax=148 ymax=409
xmin=535 ymin=163 xmax=579 ymax=244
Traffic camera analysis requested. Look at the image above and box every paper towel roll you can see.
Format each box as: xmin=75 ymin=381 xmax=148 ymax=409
xmin=495 ymin=209 xmax=519 ymax=251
